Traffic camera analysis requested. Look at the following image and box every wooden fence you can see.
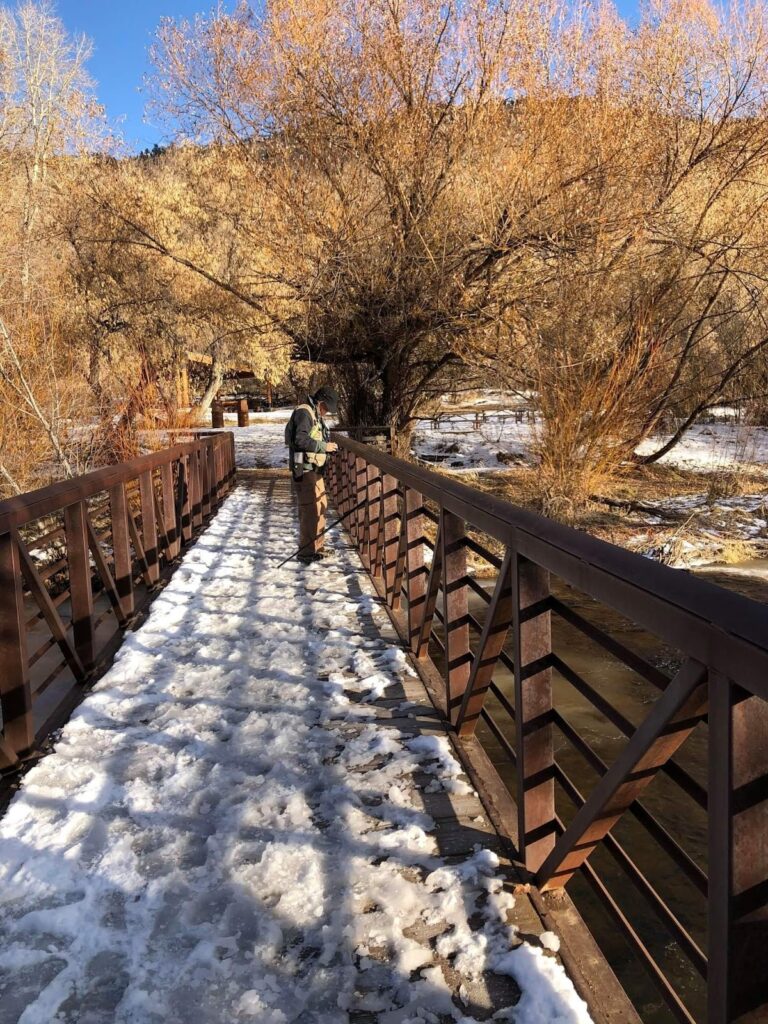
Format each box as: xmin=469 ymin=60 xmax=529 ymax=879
xmin=328 ymin=435 xmax=768 ymax=1024
xmin=0 ymin=433 xmax=236 ymax=771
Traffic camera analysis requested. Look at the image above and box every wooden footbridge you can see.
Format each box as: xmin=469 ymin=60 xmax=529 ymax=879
xmin=0 ymin=430 xmax=766 ymax=1024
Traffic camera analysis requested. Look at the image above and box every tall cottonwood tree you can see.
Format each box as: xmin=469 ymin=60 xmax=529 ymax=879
xmin=514 ymin=0 xmax=768 ymax=510
xmin=138 ymin=0 xmax=768 ymax=488
xmin=128 ymin=0 xmax=547 ymax=452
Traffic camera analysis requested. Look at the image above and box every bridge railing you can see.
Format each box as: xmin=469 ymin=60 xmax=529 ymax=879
xmin=0 ymin=432 xmax=236 ymax=771
xmin=328 ymin=435 xmax=768 ymax=1024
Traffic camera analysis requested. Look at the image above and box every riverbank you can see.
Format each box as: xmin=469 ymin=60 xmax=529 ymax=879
xmin=223 ymin=406 xmax=768 ymax=571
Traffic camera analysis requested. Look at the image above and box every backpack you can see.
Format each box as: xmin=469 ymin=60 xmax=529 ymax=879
xmin=284 ymin=404 xmax=315 ymax=448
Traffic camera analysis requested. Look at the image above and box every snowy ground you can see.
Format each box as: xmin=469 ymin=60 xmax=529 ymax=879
xmin=214 ymin=408 xmax=768 ymax=568
xmin=220 ymin=411 xmax=293 ymax=471
xmin=226 ymin=407 xmax=768 ymax=477
xmin=0 ymin=480 xmax=591 ymax=1024
xmin=415 ymin=414 xmax=768 ymax=475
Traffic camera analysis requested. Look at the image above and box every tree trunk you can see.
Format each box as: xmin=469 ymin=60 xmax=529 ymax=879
xmin=191 ymin=358 xmax=225 ymax=421
xmin=390 ymin=420 xmax=414 ymax=459
xmin=0 ymin=461 xmax=23 ymax=496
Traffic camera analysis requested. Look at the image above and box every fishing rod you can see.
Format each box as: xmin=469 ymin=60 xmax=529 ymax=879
xmin=275 ymin=495 xmax=370 ymax=569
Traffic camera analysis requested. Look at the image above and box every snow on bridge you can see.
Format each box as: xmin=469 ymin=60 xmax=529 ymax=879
xmin=0 ymin=477 xmax=591 ymax=1024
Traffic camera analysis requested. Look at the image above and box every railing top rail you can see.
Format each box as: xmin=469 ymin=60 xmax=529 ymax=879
xmin=0 ymin=434 xmax=231 ymax=536
xmin=335 ymin=435 xmax=768 ymax=694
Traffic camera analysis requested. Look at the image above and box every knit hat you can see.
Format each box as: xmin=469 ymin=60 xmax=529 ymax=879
xmin=313 ymin=386 xmax=339 ymax=414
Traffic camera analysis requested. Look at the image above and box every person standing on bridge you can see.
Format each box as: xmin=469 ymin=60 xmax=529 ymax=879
xmin=286 ymin=386 xmax=339 ymax=563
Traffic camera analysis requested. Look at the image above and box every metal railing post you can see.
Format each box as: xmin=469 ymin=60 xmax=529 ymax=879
xmin=346 ymin=450 xmax=357 ymax=536
xmin=354 ymin=456 xmax=368 ymax=560
xmin=513 ymin=553 xmax=556 ymax=874
xmin=0 ymin=531 xmax=33 ymax=762
xmin=179 ymin=456 xmax=193 ymax=544
xmin=381 ymin=473 xmax=400 ymax=605
xmin=160 ymin=462 xmax=178 ymax=560
xmin=64 ymin=500 xmax=95 ymax=672
xmin=192 ymin=448 xmax=204 ymax=530
xmin=201 ymin=442 xmax=212 ymax=518
xmin=708 ymin=673 xmax=768 ymax=1023
xmin=110 ymin=482 xmax=134 ymax=617
xmin=367 ymin=463 xmax=382 ymax=578
xmin=405 ymin=487 xmax=425 ymax=654
xmin=139 ymin=470 xmax=160 ymax=585
xmin=442 ymin=510 xmax=471 ymax=722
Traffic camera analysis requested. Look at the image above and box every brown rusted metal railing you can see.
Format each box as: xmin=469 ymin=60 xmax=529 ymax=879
xmin=0 ymin=432 xmax=236 ymax=770
xmin=328 ymin=435 xmax=768 ymax=1024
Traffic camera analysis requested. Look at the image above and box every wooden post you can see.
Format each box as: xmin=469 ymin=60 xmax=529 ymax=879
xmin=513 ymin=554 xmax=556 ymax=873
xmin=64 ymin=501 xmax=95 ymax=672
xmin=405 ymin=487 xmax=426 ymax=654
xmin=211 ymin=401 xmax=225 ymax=429
xmin=708 ymin=675 xmax=768 ymax=1023
xmin=110 ymin=483 xmax=134 ymax=617
xmin=139 ymin=471 xmax=160 ymax=585
xmin=442 ymin=510 xmax=471 ymax=722
xmin=0 ymin=531 xmax=33 ymax=761
xmin=237 ymin=398 xmax=249 ymax=428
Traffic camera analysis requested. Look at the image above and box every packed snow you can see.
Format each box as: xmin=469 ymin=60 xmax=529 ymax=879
xmin=0 ymin=480 xmax=592 ymax=1024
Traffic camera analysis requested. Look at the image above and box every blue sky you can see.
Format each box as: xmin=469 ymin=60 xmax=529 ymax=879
xmin=57 ymin=1 xmax=234 ymax=151
xmin=56 ymin=0 xmax=639 ymax=152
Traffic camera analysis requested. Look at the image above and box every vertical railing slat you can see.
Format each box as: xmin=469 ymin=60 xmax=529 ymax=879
xmin=405 ymin=487 xmax=425 ymax=653
xmin=110 ymin=482 xmax=134 ymax=618
xmin=64 ymin=500 xmax=95 ymax=672
xmin=139 ymin=470 xmax=160 ymax=585
xmin=201 ymin=442 xmax=212 ymax=519
xmin=160 ymin=462 xmax=178 ymax=560
xmin=513 ymin=553 xmax=555 ymax=874
xmin=179 ymin=455 xmax=193 ymax=544
xmin=708 ymin=673 xmax=768 ymax=1024
xmin=0 ymin=531 xmax=34 ymax=760
xmin=456 ymin=549 xmax=514 ymax=736
xmin=442 ymin=510 xmax=471 ymax=723
xmin=193 ymin=448 xmax=204 ymax=530
xmin=367 ymin=463 xmax=382 ymax=578
xmin=381 ymin=473 xmax=400 ymax=604
xmin=355 ymin=456 xmax=367 ymax=559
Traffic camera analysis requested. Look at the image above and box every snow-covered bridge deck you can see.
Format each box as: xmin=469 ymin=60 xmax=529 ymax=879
xmin=0 ymin=477 xmax=591 ymax=1024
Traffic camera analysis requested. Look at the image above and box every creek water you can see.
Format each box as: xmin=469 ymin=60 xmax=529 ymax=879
xmin=463 ymin=559 xmax=768 ymax=1024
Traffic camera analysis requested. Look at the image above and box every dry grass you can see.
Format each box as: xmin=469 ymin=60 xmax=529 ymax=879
xmin=436 ymin=462 xmax=768 ymax=565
